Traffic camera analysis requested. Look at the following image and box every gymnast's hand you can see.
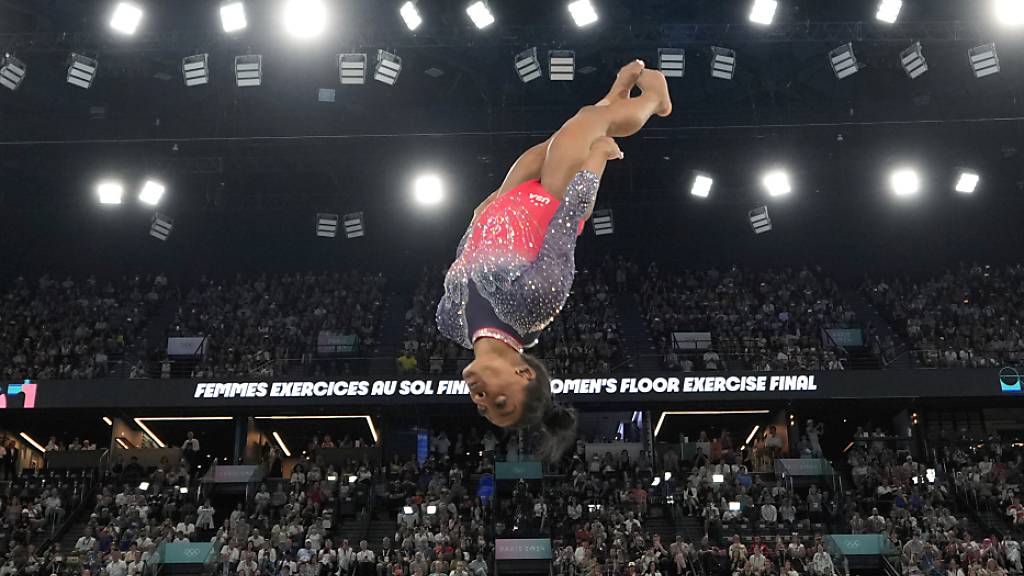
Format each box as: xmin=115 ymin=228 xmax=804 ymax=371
xmin=590 ymin=137 xmax=624 ymax=161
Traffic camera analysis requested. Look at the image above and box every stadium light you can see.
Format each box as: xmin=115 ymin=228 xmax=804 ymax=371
xmin=235 ymin=55 xmax=262 ymax=87
xmin=97 ymin=180 xmax=124 ymax=205
xmin=343 ymin=212 xmax=365 ymax=239
xmin=466 ymin=1 xmax=495 ymax=29
xmin=133 ymin=418 xmax=166 ymax=448
xmin=900 ymin=42 xmax=927 ymax=79
xmin=414 ymin=174 xmax=444 ymax=205
xmin=515 ymin=48 xmax=542 ymax=83
xmin=183 ymin=54 xmax=210 ymax=87
xmin=138 ymin=481 xmax=150 ymax=491
xmin=995 ymin=0 xmax=1024 ymax=26
xmin=876 ymin=0 xmax=902 ymax=23
xmin=0 ymin=55 xmax=27 ymax=91
xmin=955 ymin=171 xmax=980 ymax=194
xmin=339 ymin=54 xmax=368 ymax=85
xmin=110 ymin=2 xmax=143 ymax=35
xmin=659 ymin=48 xmax=685 ymax=78
xmin=150 ymin=213 xmax=173 ymax=241
xmin=830 ymin=43 xmax=859 ymax=79
xmin=744 ymin=425 xmax=761 ymax=445
xmin=139 ymin=180 xmax=166 ymax=206
xmin=710 ymin=47 xmax=736 ymax=80
xmin=890 ymin=168 xmax=920 ymax=197
xmin=762 ymin=170 xmax=791 ymax=196
xmin=283 ymin=0 xmax=327 ymax=39
xmin=103 ymin=416 xmax=113 ymax=426
xmin=969 ymin=43 xmax=1000 ymax=78
xmin=374 ymin=50 xmax=402 ymax=85
xmin=316 ymin=213 xmax=339 ymax=237
xmin=220 ymin=1 xmax=247 ymax=32
xmin=691 ymin=172 xmax=713 ymax=198
xmin=749 ymin=206 xmax=772 ymax=234
xmin=568 ymin=0 xmax=599 ymax=27
xmin=749 ymin=0 xmax=778 ymax=25
xmin=549 ymin=50 xmax=575 ymax=81
xmin=592 ymin=209 xmax=614 ymax=236
xmin=400 ymin=1 xmax=423 ymax=31
xmin=67 ymin=53 xmax=98 ymax=89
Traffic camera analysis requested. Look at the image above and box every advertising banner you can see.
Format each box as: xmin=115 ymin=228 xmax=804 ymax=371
xmin=495 ymin=539 xmax=552 ymax=561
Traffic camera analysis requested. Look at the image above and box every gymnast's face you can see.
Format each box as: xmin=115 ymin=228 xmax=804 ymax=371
xmin=463 ymin=356 xmax=534 ymax=428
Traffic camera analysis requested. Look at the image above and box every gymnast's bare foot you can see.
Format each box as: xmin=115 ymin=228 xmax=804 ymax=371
xmin=637 ymin=68 xmax=672 ymax=117
xmin=596 ymin=59 xmax=645 ymax=106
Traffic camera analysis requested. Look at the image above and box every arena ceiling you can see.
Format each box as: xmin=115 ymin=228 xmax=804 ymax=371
xmin=0 ymin=0 xmax=1022 ymax=275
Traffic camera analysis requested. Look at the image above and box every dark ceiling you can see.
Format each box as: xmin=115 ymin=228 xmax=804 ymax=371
xmin=0 ymin=0 xmax=1022 ymax=278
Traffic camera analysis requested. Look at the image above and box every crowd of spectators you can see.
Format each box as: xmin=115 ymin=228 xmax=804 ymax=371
xmin=165 ymin=271 xmax=387 ymax=379
xmin=0 ymin=469 xmax=82 ymax=575
xmin=640 ymin=266 xmax=853 ymax=373
xmin=400 ymin=268 xmax=468 ymax=376
xmin=863 ymin=264 xmax=1024 ymax=368
xmin=0 ymin=274 xmax=167 ymax=381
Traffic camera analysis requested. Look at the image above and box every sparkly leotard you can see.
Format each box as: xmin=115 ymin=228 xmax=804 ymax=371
xmin=436 ymin=170 xmax=600 ymax=349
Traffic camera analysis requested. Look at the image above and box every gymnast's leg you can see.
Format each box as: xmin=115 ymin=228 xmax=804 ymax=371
xmin=541 ymin=67 xmax=671 ymax=200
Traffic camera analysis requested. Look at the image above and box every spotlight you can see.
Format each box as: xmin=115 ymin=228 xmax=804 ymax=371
xmin=969 ymin=43 xmax=1000 ymax=78
xmin=955 ymin=171 xmax=979 ymax=194
xmin=67 ymin=53 xmax=98 ymax=89
xmin=283 ymin=0 xmax=327 ymax=39
xmin=110 ymin=2 xmax=143 ymax=35
xmin=876 ymin=0 xmax=902 ymax=23
xmin=220 ymin=1 xmax=248 ymax=32
xmin=749 ymin=0 xmax=778 ymax=25
xmin=182 ymin=54 xmax=210 ymax=87
xmin=403 ymin=506 xmax=414 ymax=515
xmin=316 ymin=213 xmax=339 ymax=238
xmin=762 ymin=170 xmax=791 ymax=197
xmin=749 ymin=206 xmax=772 ymax=234
xmin=712 ymin=474 xmax=725 ymax=483
xmin=899 ymin=42 xmax=928 ymax=79
xmin=0 ymin=55 xmax=27 ymax=91
xmin=426 ymin=505 xmax=437 ymax=515
xmin=318 ymin=88 xmax=336 ymax=102
xmin=710 ymin=47 xmax=736 ymax=80
xmin=466 ymin=1 xmax=495 ymax=29
xmin=235 ymin=55 xmax=262 ymax=87
xmin=150 ymin=213 xmax=173 ymax=241
xmin=829 ymin=43 xmax=859 ymax=79
xmin=690 ymin=172 xmax=713 ymax=198
xmin=995 ymin=0 xmax=1024 ymax=26
xmin=658 ymin=48 xmax=685 ymax=78
xmin=343 ymin=212 xmax=365 ymax=239
xmin=97 ymin=181 xmax=124 ymax=205
xmin=890 ymin=168 xmax=920 ymax=197
xmin=139 ymin=180 xmax=166 ymax=206
xmin=515 ymin=47 xmax=542 ymax=83
xmin=401 ymin=1 xmax=423 ymax=31
xmin=549 ymin=50 xmax=575 ymax=81
xmin=138 ymin=481 xmax=150 ymax=491
xmin=374 ymin=50 xmax=402 ymax=85
xmin=414 ymin=175 xmax=444 ymax=205
xmin=592 ymin=209 xmax=614 ymax=236
xmin=568 ymin=0 xmax=599 ymax=27
xmin=339 ymin=54 xmax=368 ymax=85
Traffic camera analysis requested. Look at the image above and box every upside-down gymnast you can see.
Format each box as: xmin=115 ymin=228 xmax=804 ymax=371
xmin=436 ymin=59 xmax=672 ymax=459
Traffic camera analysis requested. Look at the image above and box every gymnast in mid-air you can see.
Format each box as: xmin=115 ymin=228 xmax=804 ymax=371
xmin=436 ymin=59 xmax=672 ymax=458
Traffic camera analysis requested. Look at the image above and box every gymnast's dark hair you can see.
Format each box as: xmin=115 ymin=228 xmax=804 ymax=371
xmin=513 ymin=353 xmax=577 ymax=462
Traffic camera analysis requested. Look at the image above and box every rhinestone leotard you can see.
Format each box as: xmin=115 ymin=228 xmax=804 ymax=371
xmin=436 ymin=170 xmax=600 ymax=349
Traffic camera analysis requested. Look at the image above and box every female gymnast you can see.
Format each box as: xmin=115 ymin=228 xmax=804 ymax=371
xmin=436 ymin=59 xmax=672 ymax=458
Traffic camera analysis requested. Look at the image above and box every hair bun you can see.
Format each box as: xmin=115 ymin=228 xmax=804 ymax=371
xmin=538 ymin=403 xmax=578 ymax=462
